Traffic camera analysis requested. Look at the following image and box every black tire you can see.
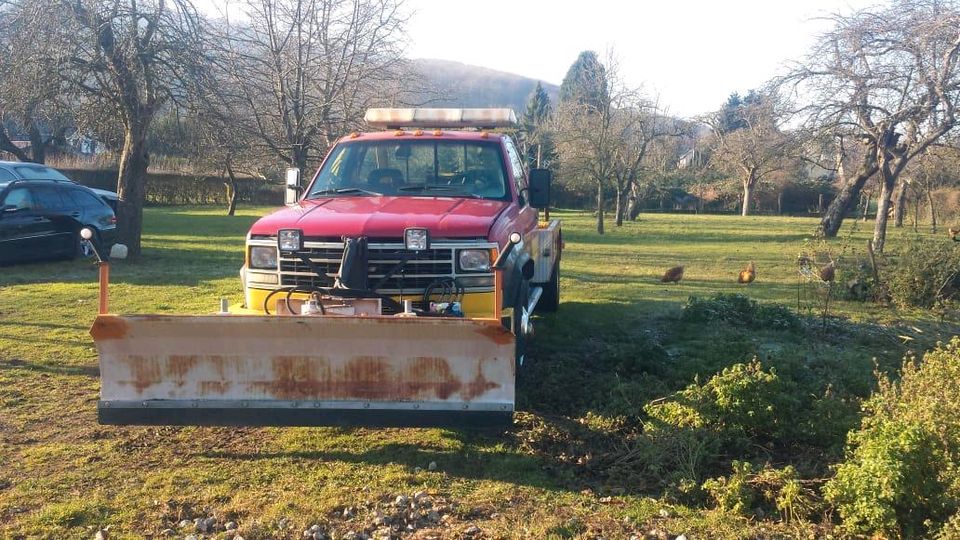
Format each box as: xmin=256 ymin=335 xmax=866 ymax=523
xmin=536 ymin=261 xmax=560 ymax=312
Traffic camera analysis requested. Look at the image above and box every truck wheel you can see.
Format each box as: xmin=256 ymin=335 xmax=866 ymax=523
xmin=536 ymin=262 xmax=560 ymax=312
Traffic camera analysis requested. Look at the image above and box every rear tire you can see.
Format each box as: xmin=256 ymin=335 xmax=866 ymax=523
xmin=536 ymin=262 xmax=560 ymax=312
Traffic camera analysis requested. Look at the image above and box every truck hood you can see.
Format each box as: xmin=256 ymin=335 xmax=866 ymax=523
xmin=249 ymin=196 xmax=509 ymax=239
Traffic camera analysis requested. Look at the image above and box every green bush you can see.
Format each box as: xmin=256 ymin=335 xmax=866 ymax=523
xmin=682 ymin=293 xmax=800 ymax=330
xmin=641 ymin=359 xmax=799 ymax=490
xmin=645 ymin=359 xmax=792 ymax=444
xmin=885 ymin=236 xmax=960 ymax=308
xmin=824 ymin=337 xmax=960 ymax=537
xmin=703 ymin=461 xmax=815 ymax=521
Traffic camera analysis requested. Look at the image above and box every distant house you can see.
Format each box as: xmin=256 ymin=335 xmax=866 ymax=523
xmin=677 ymin=148 xmax=704 ymax=170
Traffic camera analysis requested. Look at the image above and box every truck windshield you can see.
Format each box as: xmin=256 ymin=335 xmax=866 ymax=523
xmin=306 ymin=140 xmax=510 ymax=200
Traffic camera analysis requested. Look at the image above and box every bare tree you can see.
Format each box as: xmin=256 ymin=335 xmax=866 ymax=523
xmin=210 ymin=0 xmax=408 ymax=173
xmin=611 ymin=96 xmax=687 ymax=225
xmin=707 ymin=93 xmax=792 ymax=216
xmin=0 ymin=1 xmax=72 ymax=163
xmin=785 ymin=0 xmax=960 ymax=250
xmin=36 ymin=0 xmax=207 ymax=256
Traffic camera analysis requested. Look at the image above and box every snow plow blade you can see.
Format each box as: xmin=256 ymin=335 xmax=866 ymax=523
xmin=91 ymin=314 xmax=515 ymax=428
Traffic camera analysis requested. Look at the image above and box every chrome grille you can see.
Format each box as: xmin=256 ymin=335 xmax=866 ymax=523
xmin=269 ymin=240 xmax=492 ymax=294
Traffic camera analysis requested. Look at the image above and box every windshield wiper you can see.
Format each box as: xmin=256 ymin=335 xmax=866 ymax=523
xmin=397 ymin=185 xmax=482 ymax=198
xmin=309 ymin=187 xmax=382 ymax=197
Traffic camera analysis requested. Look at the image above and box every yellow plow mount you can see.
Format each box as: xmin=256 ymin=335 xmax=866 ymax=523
xmin=92 ymin=314 xmax=515 ymax=428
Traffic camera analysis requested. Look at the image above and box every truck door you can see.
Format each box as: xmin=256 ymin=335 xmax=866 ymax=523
xmin=503 ymin=138 xmax=538 ymax=235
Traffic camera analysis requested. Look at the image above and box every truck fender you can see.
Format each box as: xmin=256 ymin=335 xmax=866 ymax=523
xmin=501 ymin=250 xmax=534 ymax=310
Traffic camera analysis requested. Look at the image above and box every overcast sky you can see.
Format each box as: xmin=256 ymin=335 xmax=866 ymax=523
xmin=404 ymin=0 xmax=879 ymax=117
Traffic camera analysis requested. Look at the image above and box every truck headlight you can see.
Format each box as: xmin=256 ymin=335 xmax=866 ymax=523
xmin=404 ymin=228 xmax=430 ymax=251
xmin=278 ymin=229 xmax=303 ymax=252
xmin=250 ymin=246 xmax=278 ymax=269
xmin=458 ymin=249 xmax=491 ymax=272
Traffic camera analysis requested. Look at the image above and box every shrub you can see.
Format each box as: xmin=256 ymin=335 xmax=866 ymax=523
xmin=642 ymin=359 xmax=798 ymax=489
xmin=703 ymin=461 xmax=815 ymax=521
xmin=824 ymin=338 xmax=960 ymax=537
xmin=682 ymin=293 xmax=800 ymax=330
xmin=885 ymin=236 xmax=960 ymax=308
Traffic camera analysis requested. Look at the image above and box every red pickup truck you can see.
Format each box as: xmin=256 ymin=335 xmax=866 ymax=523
xmin=242 ymin=109 xmax=562 ymax=357
xmin=91 ymin=108 xmax=562 ymax=428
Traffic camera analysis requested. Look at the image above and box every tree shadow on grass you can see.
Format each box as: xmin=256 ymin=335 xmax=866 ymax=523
xmin=0 ymin=358 xmax=99 ymax=377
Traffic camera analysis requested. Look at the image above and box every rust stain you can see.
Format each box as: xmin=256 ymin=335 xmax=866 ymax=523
xmin=475 ymin=323 xmax=514 ymax=345
xmin=199 ymin=380 xmax=232 ymax=395
xmin=406 ymin=356 xmax=461 ymax=400
xmin=251 ymin=355 xmax=327 ymax=400
xmin=166 ymin=355 xmax=198 ymax=384
xmin=89 ymin=316 xmax=129 ymax=340
xmin=119 ymin=355 xmax=162 ymax=393
xmin=461 ymin=358 xmax=500 ymax=401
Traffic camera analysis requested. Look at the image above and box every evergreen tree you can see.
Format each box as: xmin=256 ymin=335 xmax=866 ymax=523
xmin=559 ymin=51 xmax=609 ymax=110
xmin=520 ymin=82 xmax=556 ymax=169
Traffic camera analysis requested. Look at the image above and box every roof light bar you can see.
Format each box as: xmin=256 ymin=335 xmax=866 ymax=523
xmin=364 ymin=108 xmax=518 ymax=129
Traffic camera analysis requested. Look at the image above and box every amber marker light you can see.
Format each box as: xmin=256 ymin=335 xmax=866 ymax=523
xmin=433 ymin=129 xmax=442 ymax=136
xmin=413 ymin=129 xmax=424 ymax=136
xmin=394 ymin=129 xmax=405 ymax=136
xmin=349 ymin=132 xmax=360 ymax=138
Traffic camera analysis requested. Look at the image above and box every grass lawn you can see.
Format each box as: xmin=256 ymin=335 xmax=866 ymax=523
xmin=0 ymin=207 xmax=957 ymax=539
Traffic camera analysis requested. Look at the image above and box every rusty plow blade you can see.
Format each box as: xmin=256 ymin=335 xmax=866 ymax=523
xmin=91 ymin=315 xmax=516 ymax=428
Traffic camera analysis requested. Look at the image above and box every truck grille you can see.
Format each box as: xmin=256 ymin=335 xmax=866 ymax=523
xmin=278 ymin=242 xmax=465 ymax=294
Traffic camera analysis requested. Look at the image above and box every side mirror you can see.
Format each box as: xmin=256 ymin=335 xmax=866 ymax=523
xmin=528 ymin=168 xmax=552 ymax=210
xmin=285 ymin=168 xmax=302 ymax=206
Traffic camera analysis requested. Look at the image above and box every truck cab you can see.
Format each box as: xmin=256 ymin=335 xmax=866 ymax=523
xmin=241 ymin=109 xmax=561 ymax=339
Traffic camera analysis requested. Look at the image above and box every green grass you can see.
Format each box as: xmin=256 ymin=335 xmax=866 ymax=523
xmin=0 ymin=207 xmax=957 ymax=539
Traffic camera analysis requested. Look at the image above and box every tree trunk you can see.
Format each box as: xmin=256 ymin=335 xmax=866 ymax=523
xmin=861 ymin=191 xmax=871 ymax=221
xmin=893 ymin=181 xmax=907 ymax=227
xmin=27 ymin=121 xmax=45 ymax=164
xmin=0 ymin=126 xmax=31 ymax=162
xmin=741 ymin=178 xmax=753 ymax=216
xmin=225 ymin=163 xmax=238 ymax=216
xmin=819 ymin=146 xmax=878 ymax=236
xmin=596 ymin=183 xmax=605 ymax=235
xmin=927 ymin=187 xmax=938 ymax=234
xmin=615 ymin=187 xmax=624 ymax=227
xmin=777 ymin=191 xmax=783 ymax=215
xmin=116 ymin=124 xmax=150 ymax=257
xmin=872 ymin=176 xmax=895 ymax=253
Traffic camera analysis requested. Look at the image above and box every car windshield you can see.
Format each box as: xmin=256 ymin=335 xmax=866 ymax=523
xmin=307 ymin=139 xmax=509 ymax=200
xmin=12 ymin=165 xmax=70 ymax=181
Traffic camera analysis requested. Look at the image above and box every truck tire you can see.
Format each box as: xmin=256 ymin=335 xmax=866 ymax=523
xmin=536 ymin=261 xmax=560 ymax=312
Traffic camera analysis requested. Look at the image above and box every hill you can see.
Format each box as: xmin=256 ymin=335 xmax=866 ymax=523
xmin=412 ymin=58 xmax=560 ymax=113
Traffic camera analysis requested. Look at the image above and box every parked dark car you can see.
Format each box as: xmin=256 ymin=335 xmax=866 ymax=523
xmin=0 ymin=161 xmax=119 ymax=212
xmin=0 ymin=178 xmax=118 ymax=264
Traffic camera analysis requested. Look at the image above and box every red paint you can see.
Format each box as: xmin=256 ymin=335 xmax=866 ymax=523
xmin=247 ymin=131 xmax=536 ymax=247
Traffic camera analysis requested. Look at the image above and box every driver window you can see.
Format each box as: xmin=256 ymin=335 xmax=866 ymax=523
xmin=3 ymin=187 xmax=34 ymax=210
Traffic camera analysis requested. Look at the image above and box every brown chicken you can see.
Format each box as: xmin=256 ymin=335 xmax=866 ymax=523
xmin=738 ymin=261 xmax=756 ymax=284
xmin=949 ymin=227 xmax=960 ymax=241
xmin=819 ymin=263 xmax=836 ymax=283
xmin=661 ymin=265 xmax=685 ymax=283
